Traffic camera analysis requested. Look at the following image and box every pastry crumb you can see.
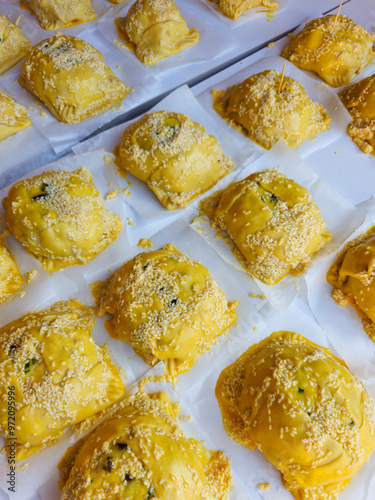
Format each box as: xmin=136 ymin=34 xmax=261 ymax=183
xmin=137 ymin=238 xmax=154 ymax=249
xmin=24 ymin=270 xmax=37 ymax=283
xmin=258 ymin=483 xmax=271 ymax=490
xmin=249 ymin=292 xmax=266 ymax=299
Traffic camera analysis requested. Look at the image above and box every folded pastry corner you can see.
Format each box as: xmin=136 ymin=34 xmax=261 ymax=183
xmin=340 ymin=74 xmax=375 ymax=155
xmin=216 ymin=330 xmax=375 ymax=500
xmin=3 ymin=167 xmax=122 ymax=272
xmin=0 ymin=14 xmax=31 ymax=74
xmin=19 ymin=33 xmax=129 ymax=124
xmin=58 ymin=389 xmax=232 ymax=499
xmin=118 ymin=110 xmax=233 ymax=210
xmin=0 ymin=299 xmax=125 ymax=461
xmin=0 ymin=88 xmax=31 ymax=142
xmin=0 ymin=234 xmax=23 ymax=304
xmin=212 ymin=69 xmax=330 ymax=150
xmin=327 ymin=225 xmax=375 ymax=342
xmin=94 ymin=243 xmax=237 ymax=375
xmin=115 ymin=0 xmax=199 ymax=65
xmin=201 ymin=168 xmax=331 ymax=285
xmin=21 ymin=0 xmax=97 ymax=30
xmin=282 ymin=15 xmax=375 ymax=87
xmin=210 ymin=0 xmax=278 ymax=21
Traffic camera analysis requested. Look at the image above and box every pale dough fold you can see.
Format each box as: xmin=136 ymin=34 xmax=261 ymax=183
xmin=95 ymin=244 xmax=237 ymax=375
xmin=3 ymin=168 xmax=122 ymax=272
xmin=116 ymin=0 xmax=199 ymax=65
xmin=0 ymin=14 xmax=31 ymax=74
xmin=0 ymin=299 xmax=125 ymax=461
xmin=0 ymin=88 xmax=31 ymax=142
xmin=340 ymin=74 xmax=375 ymax=155
xmin=327 ymin=226 xmax=375 ymax=342
xmin=212 ymin=69 xmax=330 ymax=150
xmin=22 ymin=0 xmax=97 ymax=30
xmin=216 ymin=330 xmax=375 ymax=500
xmin=19 ymin=33 xmax=130 ymax=124
xmin=0 ymin=235 xmax=23 ymax=304
xmin=59 ymin=390 xmax=232 ymax=500
xmin=201 ymin=168 xmax=331 ymax=285
xmin=282 ymin=15 xmax=375 ymax=88
xmin=118 ymin=111 xmax=233 ymax=210
xmin=210 ymin=0 xmax=278 ymax=20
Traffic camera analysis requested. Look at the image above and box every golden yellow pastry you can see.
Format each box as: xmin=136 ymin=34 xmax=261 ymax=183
xmin=339 ymin=74 xmax=375 ymax=155
xmin=118 ymin=111 xmax=233 ymax=210
xmin=210 ymin=0 xmax=278 ymax=21
xmin=19 ymin=33 xmax=129 ymax=124
xmin=59 ymin=390 xmax=232 ymax=499
xmin=0 ymin=235 xmax=23 ymax=303
xmin=201 ymin=168 xmax=331 ymax=285
xmin=21 ymin=0 xmax=96 ymax=30
xmin=282 ymin=15 xmax=375 ymax=88
xmin=0 ymin=14 xmax=31 ymax=74
xmin=116 ymin=0 xmax=199 ymax=65
xmin=0 ymin=89 xmax=31 ymax=142
xmin=213 ymin=69 xmax=330 ymax=150
xmin=216 ymin=330 xmax=375 ymax=500
xmin=327 ymin=225 xmax=375 ymax=342
xmin=0 ymin=299 xmax=125 ymax=461
xmin=3 ymin=168 xmax=122 ymax=272
xmin=95 ymin=244 xmax=237 ymax=375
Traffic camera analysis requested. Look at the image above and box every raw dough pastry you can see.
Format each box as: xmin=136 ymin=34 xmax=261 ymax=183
xmin=21 ymin=0 xmax=96 ymax=30
xmin=118 ymin=111 xmax=233 ymax=210
xmin=0 ymin=235 xmax=23 ymax=304
xmin=212 ymin=69 xmax=330 ymax=150
xmin=95 ymin=244 xmax=237 ymax=375
xmin=282 ymin=15 xmax=375 ymax=88
xmin=3 ymin=168 xmax=122 ymax=272
xmin=201 ymin=168 xmax=331 ymax=285
xmin=0 ymin=14 xmax=31 ymax=74
xmin=116 ymin=0 xmax=199 ymax=65
xmin=19 ymin=33 xmax=130 ymax=124
xmin=59 ymin=390 xmax=232 ymax=499
xmin=0 ymin=299 xmax=125 ymax=461
xmin=216 ymin=330 xmax=375 ymax=500
xmin=0 ymin=89 xmax=31 ymax=142
xmin=210 ymin=0 xmax=278 ymax=21
xmin=327 ymin=225 xmax=375 ymax=342
xmin=340 ymin=74 xmax=375 ymax=155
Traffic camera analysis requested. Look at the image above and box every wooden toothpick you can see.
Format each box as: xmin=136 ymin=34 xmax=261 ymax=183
xmin=278 ymin=61 xmax=287 ymax=92
xmin=333 ymin=0 xmax=344 ymax=29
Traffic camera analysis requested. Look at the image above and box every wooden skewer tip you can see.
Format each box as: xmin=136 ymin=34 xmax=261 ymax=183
xmin=278 ymin=61 xmax=287 ymax=92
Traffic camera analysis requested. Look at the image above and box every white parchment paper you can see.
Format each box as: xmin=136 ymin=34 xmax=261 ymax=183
xmin=191 ymin=141 xmax=365 ymax=311
xmin=306 ymin=207 xmax=375 ymax=387
xmin=196 ymin=55 xmax=352 ymax=159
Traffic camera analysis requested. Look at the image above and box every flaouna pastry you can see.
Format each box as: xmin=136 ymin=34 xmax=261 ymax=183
xmin=210 ymin=0 xmax=278 ymax=21
xmin=282 ymin=15 xmax=375 ymax=88
xmin=0 ymin=89 xmax=31 ymax=143
xmin=115 ymin=0 xmax=199 ymax=65
xmin=0 ymin=235 xmax=23 ymax=304
xmin=201 ymin=168 xmax=331 ymax=285
xmin=216 ymin=331 xmax=375 ymax=500
xmin=0 ymin=299 xmax=125 ymax=461
xmin=59 ymin=390 xmax=232 ymax=499
xmin=0 ymin=14 xmax=31 ymax=74
xmin=95 ymin=244 xmax=237 ymax=375
xmin=3 ymin=168 xmax=122 ymax=272
xmin=19 ymin=33 xmax=130 ymax=124
xmin=21 ymin=0 xmax=97 ymax=30
xmin=339 ymin=74 xmax=375 ymax=155
xmin=118 ymin=110 xmax=233 ymax=210
xmin=327 ymin=225 xmax=375 ymax=342
xmin=213 ymin=69 xmax=330 ymax=150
